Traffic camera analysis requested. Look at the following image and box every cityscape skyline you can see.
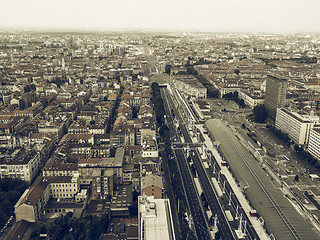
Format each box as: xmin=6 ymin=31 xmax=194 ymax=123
xmin=1 ymin=27 xmax=320 ymax=239
xmin=1 ymin=0 xmax=320 ymax=33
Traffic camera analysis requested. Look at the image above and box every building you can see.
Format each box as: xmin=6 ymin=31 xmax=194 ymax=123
xmin=174 ymin=75 xmax=207 ymax=99
xmin=275 ymin=108 xmax=319 ymax=145
xmin=0 ymin=149 xmax=41 ymax=183
xmin=265 ymin=75 xmax=288 ymax=119
xmin=141 ymin=174 xmax=163 ymax=199
xmin=308 ymin=126 xmax=320 ymax=161
xmin=141 ymin=130 xmax=158 ymax=158
xmin=110 ymin=186 xmax=133 ymax=217
xmin=138 ymin=196 xmax=175 ymax=240
xmin=15 ymin=177 xmax=50 ymax=222
xmin=15 ymin=174 xmax=80 ymax=222
xmin=239 ymin=89 xmax=264 ymax=108
xmin=47 ymin=175 xmax=80 ymax=199
xmin=78 ymin=147 xmax=124 ymax=185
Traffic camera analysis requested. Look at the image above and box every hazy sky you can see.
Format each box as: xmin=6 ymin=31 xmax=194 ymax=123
xmin=1 ymin=0 xmax=319 ymax=32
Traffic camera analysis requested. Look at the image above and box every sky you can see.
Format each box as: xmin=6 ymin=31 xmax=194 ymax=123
xmin=1 ymin=0 xmax=319 ymax=33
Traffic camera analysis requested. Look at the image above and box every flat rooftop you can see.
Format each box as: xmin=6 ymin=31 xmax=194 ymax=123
xmin=139 ymin=196 xmax=174 ymax=240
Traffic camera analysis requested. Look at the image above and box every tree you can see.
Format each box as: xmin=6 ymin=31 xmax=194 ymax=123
xmin=41 ymin=98 xmax=49 ymax=108
xmin=233 ymin=91 xmax=239 ymax=100
xmin=207 ymin=86 xmax=219 ymax=98
xmin=24 ymin=85 xmax=31 ymax=93
xmin=294 ymin=175 xmax=299 ymax=182
xmin=129 ymin=201 xmax=138 ymax=216
xmin=253 ymin=105 xmax=268 ymax=123
xmin=215 ymin=231 xmax=221 ymax=240
xmin=132 ymin=190 xmax=139 ymax=202
xmin=165 ymin=64 xmax=172 ymax=75
xmin=187 ymin=67 xmax=197 ymax=75
xmin=159 ymin=124 xmax=169 ymax=137
xmin=234 ymin=69 xmax=240 ymax=75
xmin=239 ymin=98 xmax=245 ymax=108
xmin=19 ymin=99 xmax=26 ymax=110
xmin=47 ymin=213 xmax=109 ymax=240
xmin=132 ymin=106 xmax=139 ymax=119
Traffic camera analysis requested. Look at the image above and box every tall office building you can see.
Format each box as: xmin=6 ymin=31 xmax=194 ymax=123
xmin=265 ymin=75 xmax=288 ymax=119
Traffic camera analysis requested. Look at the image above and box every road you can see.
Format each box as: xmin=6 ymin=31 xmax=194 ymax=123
xmin=161 ymin=87 xmax=212 ymax=240
xmin=176 ymin=110 xmax=235 ymax=240
xmin=165 ymin=86 xmax=236 ymax=239
xmin=160 ymin=147 xmax=181 ymax=240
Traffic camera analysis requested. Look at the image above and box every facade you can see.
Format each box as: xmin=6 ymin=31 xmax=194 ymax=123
xmin=0 ymin=150 xmax=41 ymax=183
xmin=265 ymin=75 xmax=288 ymax=119
xmin=15 ymin=177 xmax=51 ymax=222
xmin=141 ymin=175 xmax=163 ymax=199
xmin=275 ymin=108 xmax=319 ymax=145
xmin=308 ymin=126 xmax=320 ymax=161
xmin=141 ymin=129 xmax=158 ymax=158
xmin=174 ymin=75 xmax=207 ymax=99
xmin=138 ymin=196 xmax=175 ymax=240
xmin=219 ymin=86 xmax=241 ymax=98
xmin=239 ymin=90 xmax=264 ymax=108
xmin=15 ymin=174 xmax=80 ymax=222
xmin=48 ymin=175 xmax=80 ymax=199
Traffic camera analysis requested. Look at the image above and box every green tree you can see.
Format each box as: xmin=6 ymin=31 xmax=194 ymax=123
xmin=253 ymin=105 xmax=268 ymax=123
xmin=132 ymin=106 xmax=139 ymax=119
xmin=129 ymin=201 xmax=138 ymax=216
xmin=132 ymin=190 xmax=139 ymax=201
xmin=159 ymin=124 xmax=169 ymax=136
xmin=0 ymin=178 xmax=28 ymax=229
xmin=165 ymin=64 xmax=172 ymax=75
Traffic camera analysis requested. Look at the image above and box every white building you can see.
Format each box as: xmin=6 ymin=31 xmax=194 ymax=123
xmin=239 ymin=90 xmax=264 ymax=108
xmin=308 ymin=126 xmax=320 ymax=161
xmin=275 ymin=108 xmax=319 ymax=145
xmin=174 ymin=75 xmax=207 ymax=99
xmin=138 ymin=195 xmax=175 ymax=240
xmin=0 ymin=150 xmax=41 ymax=183
xmin=141 ymin=129 xmax=158 ymax=158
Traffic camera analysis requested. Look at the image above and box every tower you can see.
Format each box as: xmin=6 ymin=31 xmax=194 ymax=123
xmin=265 ymin=75 xmax=288 ymax=120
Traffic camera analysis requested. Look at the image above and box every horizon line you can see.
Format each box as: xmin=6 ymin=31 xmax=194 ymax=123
xmin=0 ymin=26 xmax=319 ymax=35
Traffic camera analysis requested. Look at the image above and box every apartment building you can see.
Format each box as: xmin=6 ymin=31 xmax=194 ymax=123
xmin=141 ymin=129 xmax=158 ymax=158
xmin=141 ymin=175 xmax=163 ymax=199
xmin=0 ymin=149 xmax=41 ymax=183
xmin=174 ymin=75 xmax=207 ymax=99
xmin=308 ymin=126 xmax=320 ymax=161
xmin=275 ymin=108 xmax=319 ymax=145
xmin=15 ymin=174 xmax=80 ymax=222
